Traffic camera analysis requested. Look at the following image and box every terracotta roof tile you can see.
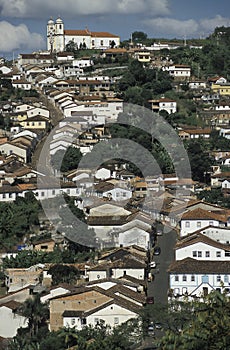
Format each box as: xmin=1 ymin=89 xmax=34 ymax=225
xmin=176 ymin=232 xmax=230 ymax=251
xmin=168 ymin=257 xmax=230 ymax=274
xmin=181 ymin=208 xmax=229 ymax=222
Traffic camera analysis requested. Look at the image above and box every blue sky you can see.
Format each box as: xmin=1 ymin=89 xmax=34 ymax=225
xmin=0 ymin=0 xmax=230 ymax=58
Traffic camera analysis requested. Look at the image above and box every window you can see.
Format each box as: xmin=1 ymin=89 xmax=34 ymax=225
xmin=175 ymin=275 xmax=179 ymax=282
xmin=209 ymin=221 xmax=213 ymax=226
xmin=94 ymin=318 xmax=99 ymax=324
xmin=183 ymin=275 xmax=187 ymax=282
xmin=92 ymin=40 xmax=95 ymax=46
xmin=101 ymin=40 xmax=103 ymax=46
xmin=182 ymin=287 xmax=188 ymax=295
xmin=224 ymin=275 xmax=228 ymax=283
xmin=191 ymin=275 xmax=195 ymax=282
xmin=185 ymin=221 xmax=190 ymax=228
xmin=71 ymin=318 xmax=75 ymax=325
xmin=202 ymin=275 xmax=209 ymax=283
xmin=205 ymin=251 xmax=210 ymax=258
xmin=197 ymin=221 xmax=201 ymax=228
xmin=192 ymin=251 xmax=197 ymax=257
xmin=216 ymin=251 xmax=221 ymax=257
xmin=217 ymin=275 xmax=221 ymax=282
xmin=52 ymin=190 xmax=55 ymax=195
xmin=198 ymin=251 xmax=202 ymax=257
xmin=114 ymin=317 xmax=119 ymax=325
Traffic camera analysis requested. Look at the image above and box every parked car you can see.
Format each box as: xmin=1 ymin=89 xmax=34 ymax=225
xmin=149 ymin=261 xmax=156 ymax=268
xmin=156 ymin=229 xmax=163 ymax=236
xmin=153 ymin=246 xmax=161 ymax=255
xmin=147 ymin=272 xmax=153 ymax=282
xmin=155 ymin=322 xmax=163 ymax=330
xmin=147 ymin=324 xmax=155 ymax=337
xmin=146 ymin=296 xmax=154 ymax=304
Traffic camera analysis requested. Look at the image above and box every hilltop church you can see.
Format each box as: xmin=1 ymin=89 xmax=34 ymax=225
xmin=47 ymin=17 xmax=120 ymax=52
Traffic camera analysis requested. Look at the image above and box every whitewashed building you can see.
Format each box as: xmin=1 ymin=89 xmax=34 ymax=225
xmin=168 ymin=258 xmax=230 ymax=299
xmin=47 ymin=17 xmax=120 ymax=52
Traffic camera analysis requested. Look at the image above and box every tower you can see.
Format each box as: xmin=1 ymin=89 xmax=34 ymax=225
xmin=47 ymin=16 xmax=65 ymax=53
xmin=54 ymin=17 xmax=65 ymax=52
xmin=47 ymin=17 xmax=55 ymax=53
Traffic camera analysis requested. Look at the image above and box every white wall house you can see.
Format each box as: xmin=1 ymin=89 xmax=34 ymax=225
xmin=0 ymin=142 xmax=29 ymax=163
xmin=222 ymin=179 xmax=230 ymax=189
xmin=27 ymin=107 xmax=50 ymax=119
xmin=88 ymin=211 xmax=152 ymax=250
xmin=175 ymin=234 xmax=230 ymax=261
xmin=220 ymin=128 xmax=230 ymax=139
xmin=47 ymin=17 xmax=120 ymax=52
xmin=162 ymin=64 xmax=191 ymax=78
xmin=0 ymin=183 xmax=79 ymax=202
xmin=188 ymin=81 xmax=207 ymax=89
xmin=13 ymin=104 xmax=33 ymax=113
xmin=95 ymin=167 xmax=112 ymax=180
xmin=180 ymin=208 xmax=229 ymax=237
xmin=149 ymin=98 xmax=177 ymax=114
xmin=88 ymin=261 xmax=145 ymax=282
xmin=63 ymin=100 xmax=123 ymax=122
xmin=63 ymin=300 xmax=139 ymax=330
xmin=168 ymin=258 xmax=230 ymax=300
xmin=41 ymin=286 xmax=72 ymax=304
xmin=102 ymin=187 xmax=133 ymax=201
xmin=0 ymin=302 xmax=28 ymax=338
xmin=200 ymin=226 xmax=230 ymax=244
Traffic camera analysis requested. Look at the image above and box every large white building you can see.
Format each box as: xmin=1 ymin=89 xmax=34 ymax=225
xmin=47 ymin=17 xmax=120 ymax=52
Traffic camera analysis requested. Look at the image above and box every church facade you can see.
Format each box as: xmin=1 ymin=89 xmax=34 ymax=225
xmin=47 ymin=17 xmax=120 ymax=52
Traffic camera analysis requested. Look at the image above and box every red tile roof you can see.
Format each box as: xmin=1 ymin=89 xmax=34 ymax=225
xmin=181 ymin=208 xmax=229 ymax=222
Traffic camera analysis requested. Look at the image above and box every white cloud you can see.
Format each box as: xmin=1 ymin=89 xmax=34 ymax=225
xmin=200 ymin=15 xmax=230 ymax=32
xmin=0 ymin=21 xmax=45 ymax=52
xmin=143 ymin=14 xmax=230 ymax=39
xmin=143 ymin=17 xmax=199 ymax=37
xmin=0 ymin=0 xmax=170 ymax=17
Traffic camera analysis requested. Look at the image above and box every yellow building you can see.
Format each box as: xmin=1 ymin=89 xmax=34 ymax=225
xmin=134 ymin=50 xmax=151 ymax=63
xmin=19 ymin=116 xmax=49 ymax=130
xmin=211 ymin=83 xmax=230 ymax=96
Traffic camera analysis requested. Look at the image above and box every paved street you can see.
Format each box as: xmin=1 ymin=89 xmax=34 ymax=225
xmin=147 ymin=229 xmax=177 ymax=304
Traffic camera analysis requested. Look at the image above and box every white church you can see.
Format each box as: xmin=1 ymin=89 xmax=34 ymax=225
xmin=47 ymin=17 xmax=120 ymax=52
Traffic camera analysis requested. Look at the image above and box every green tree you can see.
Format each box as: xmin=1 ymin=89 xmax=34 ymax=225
xmin=48 ymin=264 xmax=79 ymax=285
xmin=19 ymin=294 xmax=49 ymax=337
xmin=158 ymin=291 xmax=230 ymax=350
xmin=186 ymin=140 xmax=213 ymax=182
xmin=51 ymin=146 xmax=82 ymax=172
xmin=132 ymin=31 xmax=148 ymax=43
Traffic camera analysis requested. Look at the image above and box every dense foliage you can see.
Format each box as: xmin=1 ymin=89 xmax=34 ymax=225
xmin=0 ymin=192 xmax=41 ymax=250
xmin=51 ymin=146 xmax=82 ymax=172
xmin=9 ymin=318 xmax=141 ymax=350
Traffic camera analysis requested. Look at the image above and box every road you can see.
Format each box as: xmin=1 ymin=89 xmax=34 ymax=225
xmin=30 ymin=91 xmax=64 ymax=169
xmin=148 ymin=228 xmax=177 ymax=304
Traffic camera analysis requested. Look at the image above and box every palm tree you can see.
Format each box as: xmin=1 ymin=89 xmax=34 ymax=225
xmin=57 ymin=327 xmax=79 ymax=349
xmin=19 ymin=294 xmax=49 ymax=337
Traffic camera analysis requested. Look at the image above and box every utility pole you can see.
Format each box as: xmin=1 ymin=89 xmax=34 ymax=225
xmin=184 ymin=34 xmax=187 ymax=47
